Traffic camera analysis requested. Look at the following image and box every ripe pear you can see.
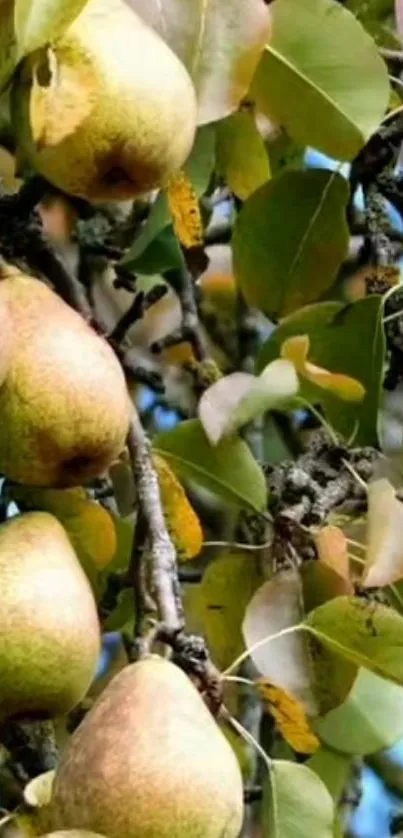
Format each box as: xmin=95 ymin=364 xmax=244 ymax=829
xmin=0 ymin=265 xmax=130 ymax=487
xmin=11 ymin=0 xmax=197 ymax=202
xmin=0 ymin=511 xmax=100 ymax=721
xmin=40 ymin=833 xmax=106 ymax=837
xmin=51 ymin=656 xmax=244 ymax=838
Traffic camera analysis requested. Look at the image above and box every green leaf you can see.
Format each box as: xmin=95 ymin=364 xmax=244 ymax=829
xmin=123 ymin=194 xmax=170 ymax=270
xmin=250 ymin=0 xmax=390 ymax=161
xmin=233 ymin=169 xmax=349 ymax=319
xmin=264 ymin=760 xmax=334 ymax=838
xmin=129 ymin=0 xmax=270 ymax=124
xmin=305 ymin=596 xmax=403 ymax=685
xmin=266 ymin=131 xmax=305 ymax=177
xmin=216 ymin=109 xmax=271 ymax=200
xmin=307 ymin=747 xmax=352 ymax=803
xmin=198 ymin=359 xmax=299 ymax=446
xmin=257 ymin=297 xmax=385 ymax=446
xmin=316 ymin=668 xmax=403 ymax=755
xmin=154 ymin=419 xmax=267 ymax=512
xmin=185 ymin=124 xmax=216 ymax=196
xmin=15 ymin=0 xmax=89 ymax=59
xmin=199 ymin=550 xmax=263 ymax=670
xmin=104 ymin=588 xmax=135 ymax=632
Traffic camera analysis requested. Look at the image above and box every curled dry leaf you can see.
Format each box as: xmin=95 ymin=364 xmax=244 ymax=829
xmin=363 ymin=478 xmax=403 ymax=588
xmin=281 ymin=334 xmax=366 ymax=402
xmin=257 ymin=679 xmax=320 ymax=754
xmin=166 ymin=170 xmax=203 ymax=249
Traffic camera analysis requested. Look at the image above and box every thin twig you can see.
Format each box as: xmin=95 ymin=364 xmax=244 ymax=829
xmin=152 ymin=249 xmax=207 ymax=360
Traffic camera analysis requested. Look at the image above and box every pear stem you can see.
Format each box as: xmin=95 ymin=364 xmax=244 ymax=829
xmin=127 ymin=406 xmax=183 ymax=637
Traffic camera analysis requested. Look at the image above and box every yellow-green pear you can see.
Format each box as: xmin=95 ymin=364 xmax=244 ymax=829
xmin=51 ymin=656 xmax=244 ymax=838
xmin=0 ymin=264 xmax=131 ymax=487
xmin=0 ymin=512 xmax=100 ymax=721
xmin=12 ymin=0 xmax=197 ymax=201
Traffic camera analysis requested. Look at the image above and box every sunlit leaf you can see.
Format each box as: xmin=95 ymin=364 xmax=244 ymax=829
xmin=316 ymin=668 xmax=403 ymax=755
xmin=257 ymin=679 xmax=320 ymax=753
xmin=305 ymin=596 xmax=403 ymax=685
xmin=233 ymin=169 xmax=349 ymax=319
xmin=15 ymin=0 xmax=89 ymax=59
xmin=263 ymin=760 xmax=334 ymax=838
xmin=242 ymin=571 xmax=318 ymax=715
xmin=153 ymin=454 xmax=203 ymax=561
xmin=127 ymin=0 xmax=271 ymax=123
xmin=216 ymin=109 xmax=271 ymax=200
xmin=154 ymin=419 xmax=267 ymax=512
xmin=198 ymin=359 xmax=298 ymax=445
xmin=250 ymin=0 xmax=389 ymax=160
xmin=281 ymin=334 xmax=366 ymax=402
xmin=363 ymin=478 xmax=403 ymax=588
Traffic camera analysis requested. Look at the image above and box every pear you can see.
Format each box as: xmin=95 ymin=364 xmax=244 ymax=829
xmin=0 ymin=264 xmax=130 ymax=487
xmin=0 ymin=511 xmax=100 ymax=721
xmin=0 ymin=287 xmax=12 ymax=385
xmin=11 ymin=0 xmax=197 ymax=202
xmin=51 ymin=656 xmax=244 ymax=838
xmin=40 ymin=833 xmax=106 ymax=837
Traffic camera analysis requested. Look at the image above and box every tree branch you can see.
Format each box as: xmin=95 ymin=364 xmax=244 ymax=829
xmin=127 ymin=407 xmax=183 ymax=633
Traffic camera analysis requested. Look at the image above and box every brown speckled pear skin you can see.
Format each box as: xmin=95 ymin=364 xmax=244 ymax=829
xmin=12 ymin=0 xmax=197 ymax=202
xmin=0 ymin=512 xmax=100 ymax=721
xmin=40 ymin=833 xmax=106 ymax=837
xmin=52 ymin=656 xmax=244 ymax=838
xmin=0 ymin=266 xmax=130 ymax=487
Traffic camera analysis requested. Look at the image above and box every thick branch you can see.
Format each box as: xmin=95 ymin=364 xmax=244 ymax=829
xmin=127 ymin=407 xmax=183 ymax=632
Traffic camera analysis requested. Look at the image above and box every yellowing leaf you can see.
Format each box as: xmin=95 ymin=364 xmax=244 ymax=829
xmin=166 ymin=170 xmax=203 ymax=249
xmin=216 ymin=109 xmax=271 ymax=200
xmin=153 ymin=454 xmax=203 ymax=561
xmin=315 ymin=525 xmax=350 ymax=582
xmin=15 ymin=0 xmax=90 ymax=59
xmin=10 ymin=486 xmax=117 ymax=575
xmin=257 ymin=679 xmax=320 ymax=754
xmin=281 ymin=334 xmax=365 ymax=402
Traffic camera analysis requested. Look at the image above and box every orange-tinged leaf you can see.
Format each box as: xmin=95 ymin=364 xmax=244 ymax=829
xmin=315 ymin=525 xmax=350 ymax=581
xmin=154 ymin=454 xmax=203 ymax=561
xmin=257 ymin=679 xmax=320 ymax=754
xmin=281 ymin=334 xmax=366 ymax=402
xmin=166 ymin=170 xmax=203 ymax=249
